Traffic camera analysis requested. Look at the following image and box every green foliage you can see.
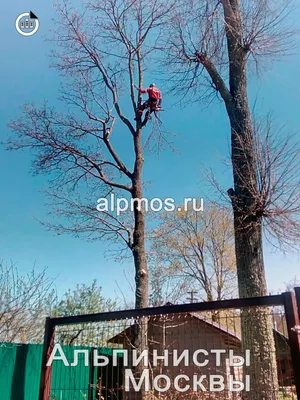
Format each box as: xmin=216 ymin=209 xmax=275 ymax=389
xmin=52 ymin=279 xmax=117 ymax=317
xmin=279 ymin=393 xmax=293 ymax=400
xmin=51 ymin=280 xmax=119 ymax=347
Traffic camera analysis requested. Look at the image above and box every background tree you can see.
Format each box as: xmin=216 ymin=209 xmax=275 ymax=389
xmin=0 ymin=262 xmax=56 ymax=343
xmin=51 ymin=279 xmax=117 ymax=317
xmin=268 ymin=277 xmax=300 ymax=341
xmin=163 ymin=0 xmax=298 ymax=397
xmin=7 ymin=0 xmax=174 ymax=310
xmin=0 ymin=262 xmax=119 ymax=345
xmin=149 ymin=262 xmax=190 ymax=306
xmin=284 ymin=277 xmax=300 ymax=293
xmin=150 ymin=203 xmax=237 ymax=305
xmin=51 ymin=280 xmax=119 ymax=346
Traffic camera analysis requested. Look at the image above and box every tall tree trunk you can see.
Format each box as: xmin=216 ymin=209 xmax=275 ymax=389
xmin=132 ymin=126 xmax=149 ymax=400
xmin=132 ymin=126 xmax=149 ymax=310
xmin=222 ymin=1 xmax=279 ymax=398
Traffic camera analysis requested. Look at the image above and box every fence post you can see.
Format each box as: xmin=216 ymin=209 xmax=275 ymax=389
xmin=294 ymin=287 xmax=300 ymax=322
xmin=88 ymin=347 xmax=96 ymax=400
xmin=282 ymin=292 xmax=300 ymax=399
xmin=39 ymin=317 xmax=55 ymax=400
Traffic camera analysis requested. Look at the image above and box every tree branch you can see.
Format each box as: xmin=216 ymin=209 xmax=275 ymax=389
xmin=193 ymin=51 xmax=232 ymax=107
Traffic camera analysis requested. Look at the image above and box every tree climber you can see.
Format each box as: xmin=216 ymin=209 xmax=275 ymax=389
xmin=134 ymin=83 xmax=162 ymax=121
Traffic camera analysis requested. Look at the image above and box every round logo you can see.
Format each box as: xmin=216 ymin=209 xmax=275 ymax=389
xmin=16 ymin=12 xmax=39 ymax=36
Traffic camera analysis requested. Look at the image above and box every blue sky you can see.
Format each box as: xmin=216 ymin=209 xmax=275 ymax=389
xmin=0 ymin=0 xmax=299 ymax=302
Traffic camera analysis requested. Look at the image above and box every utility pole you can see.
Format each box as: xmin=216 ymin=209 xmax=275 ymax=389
xmin=187 ymin=290 xmax=198 ymax=304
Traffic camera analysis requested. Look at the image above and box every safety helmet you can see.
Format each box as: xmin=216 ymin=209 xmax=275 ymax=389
xmin=149 ymin=83 xmax=155 ymax=87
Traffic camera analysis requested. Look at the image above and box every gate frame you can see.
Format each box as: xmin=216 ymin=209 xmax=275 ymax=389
xmin=39 ymin=318 xmax=55 ymax=400
xmin=282 ymin=291 xmax=300 ymax=397
xmin=39 ymin=290 xmax=300 ymax=400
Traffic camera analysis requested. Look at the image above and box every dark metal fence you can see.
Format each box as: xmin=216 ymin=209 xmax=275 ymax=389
xmin=39 ymin=289 xmax=300 ymax=400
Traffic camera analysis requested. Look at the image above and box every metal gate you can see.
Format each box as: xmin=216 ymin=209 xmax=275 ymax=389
xmin=39 ymin=290 xmax=300 ymax=400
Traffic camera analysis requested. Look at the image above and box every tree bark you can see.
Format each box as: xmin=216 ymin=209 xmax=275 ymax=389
xmin=221 ymin=1 xmax=279 ymax=398
xmin=132 ymin=126 xmax=149 ymax=400
xmin=132 ymin=126 xmax=149 ymax=310
xmin=229 ymin=89 xmax=279 ymax=400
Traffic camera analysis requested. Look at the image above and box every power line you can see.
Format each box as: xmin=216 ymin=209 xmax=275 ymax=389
xmin=187 ymin=290 xmax=198 ymax=303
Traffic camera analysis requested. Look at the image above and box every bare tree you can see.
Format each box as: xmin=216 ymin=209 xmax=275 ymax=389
xmin=149 ymin=261 xmax=192 ymax=306
xmin=284 ymin=277 xmax=300 ymax=292
xmin=0 ymin=262 xmax=56 ymax=343
xmin=271 ymin=277 xmax=300 ymax=337
xmin=7 ymin=0 xmax=175 ymax=310
xmin=162 ymin=0 xmax=298 ymax=398
xmin=253 ymin=118 xmax=300 ymax=250
xmin=150 ymin=203 xmax=237 ymax=304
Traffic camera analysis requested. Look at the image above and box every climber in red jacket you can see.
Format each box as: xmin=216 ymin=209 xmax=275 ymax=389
xmin=135 ymin=83 xmax=162 ymax=119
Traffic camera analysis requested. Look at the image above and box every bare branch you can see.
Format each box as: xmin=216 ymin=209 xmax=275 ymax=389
xmin=0 ymin=262 xmax=56 ymax=343
xmin=150 ymin=203 xmax=237 ymax=303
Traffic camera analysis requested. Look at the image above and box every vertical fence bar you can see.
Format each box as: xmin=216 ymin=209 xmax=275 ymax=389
xmin=39 ymin=318 xmax=55 ymax=400
xmin=88 ymin=347 xmax=96 ymax=400
xmin=282 ymin=292 xmax=300 ymax=399
xmin=294 ymin=287 xmax=300 ymax=322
